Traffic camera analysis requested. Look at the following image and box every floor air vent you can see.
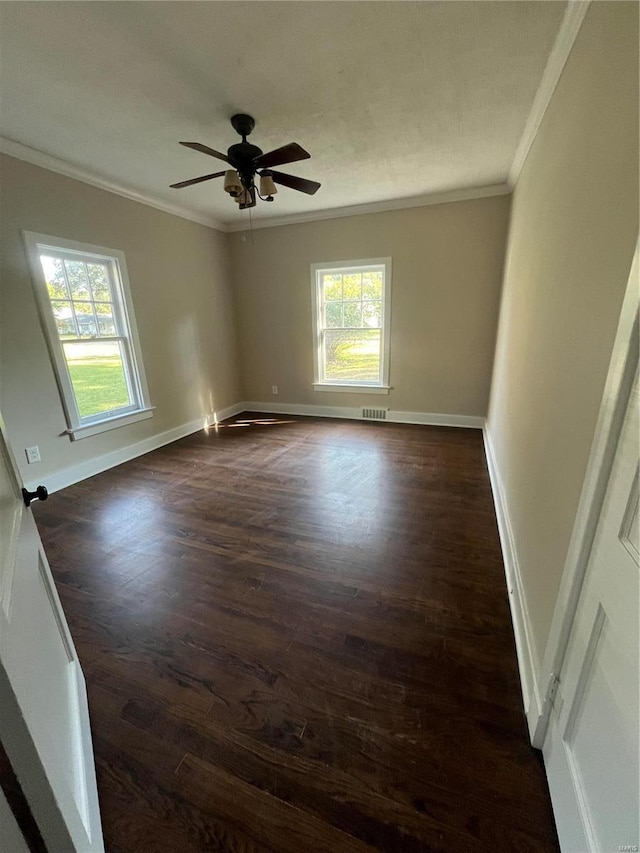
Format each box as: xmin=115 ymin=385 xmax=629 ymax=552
xmin=362 ymin=408 xmax=387 ymax=420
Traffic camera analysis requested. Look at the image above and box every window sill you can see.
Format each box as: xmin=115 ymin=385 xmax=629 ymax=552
xmin=65 ymin=407 xmax=155 ymax=441
xmin=313 ymin=384 xmax=390 ymax=395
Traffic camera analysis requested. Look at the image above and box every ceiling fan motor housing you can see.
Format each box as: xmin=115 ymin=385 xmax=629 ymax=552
xmin=227 ymin=140 xmax=263 ymax=189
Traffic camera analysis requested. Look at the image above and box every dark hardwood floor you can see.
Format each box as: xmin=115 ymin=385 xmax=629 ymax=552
xmin=34 ymin=414 xmax=559 ymax=852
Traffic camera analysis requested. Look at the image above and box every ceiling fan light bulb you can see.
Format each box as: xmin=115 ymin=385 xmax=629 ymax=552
xmin=259 ymin=174 xmax=277 ymax=196
xmin=224 ymin=170 xmax=242 ymax=194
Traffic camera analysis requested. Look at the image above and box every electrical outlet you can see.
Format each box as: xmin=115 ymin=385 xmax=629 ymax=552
xmin=272 ymin=385 xmax=278 ymax=395
xmin=25 ymin=446 xmax=41 ymax=464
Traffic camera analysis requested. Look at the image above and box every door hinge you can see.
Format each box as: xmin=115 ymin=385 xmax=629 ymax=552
xmin=544 ymin=672 xmax=561 ymax=710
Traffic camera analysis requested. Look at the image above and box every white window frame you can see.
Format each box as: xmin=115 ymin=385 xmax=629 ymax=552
xmin=23 ymin=232 xmax=153 ymax=440
xmin=311 ymin=257 xmax=391 ymax=394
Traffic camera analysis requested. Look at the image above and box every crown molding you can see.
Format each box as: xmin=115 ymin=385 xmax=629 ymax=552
xmin=225 ymin=182 xmax=512 ymax=232
xmin=1 ymin=136 xmax=511 ymax=235
xmin=508 ymin=0 xmax=591 ymax=188
xmin=1 ymin=0 xmax=589 ymax=239
xmin=0 ymin=137 xmax=227 ymax=232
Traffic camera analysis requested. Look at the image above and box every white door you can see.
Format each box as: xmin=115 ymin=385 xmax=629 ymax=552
xmin=543 ymin=370 xmax=639 ymax=853
xmin=0 ymin=414 xmax=104 ymax=852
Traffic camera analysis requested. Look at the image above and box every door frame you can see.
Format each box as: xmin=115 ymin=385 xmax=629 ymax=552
xmin=532 ymin=238 xmax=639 ymax=748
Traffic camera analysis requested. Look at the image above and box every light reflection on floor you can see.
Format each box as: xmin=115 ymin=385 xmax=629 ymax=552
xmin=207 ymin=418 xmax=297 ymax=429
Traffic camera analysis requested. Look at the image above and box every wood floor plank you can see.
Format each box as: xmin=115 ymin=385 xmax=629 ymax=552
xmin=120 ymin=693 xmax=551 ymax=852
xmin=176 ymin=752 xmax=380 ymax=853
xmin=34 ymin=415 xmax=559 ymax=852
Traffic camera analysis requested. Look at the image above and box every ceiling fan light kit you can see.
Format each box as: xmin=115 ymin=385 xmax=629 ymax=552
xmin=259 ymin=172 xmax=278 ymax=199
xmin=223 ymin=170 xmax=242 ymax=195
xmin=171 ymin=113 xmax=320 ymax=211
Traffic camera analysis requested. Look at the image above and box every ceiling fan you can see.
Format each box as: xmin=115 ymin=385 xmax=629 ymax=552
xmin=170 ymin=113 xmax=321 ymax=209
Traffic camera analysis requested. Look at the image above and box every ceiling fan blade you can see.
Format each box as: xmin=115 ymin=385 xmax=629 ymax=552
xmin=269 ymin=170 xmax=321 ymax=195
xmin=170 ymin=171 xmax=226 ymax=189
xmin=239 ymin=187 xmax=257 ymax=209
xmin=179 ymin=141 xmax=230 ymax=163
xmin=253 ymin=143 xmax=310 ymax=170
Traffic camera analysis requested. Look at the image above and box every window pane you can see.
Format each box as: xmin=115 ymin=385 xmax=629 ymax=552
xmin=73 ymin=302 xmax=97 ymax=338
xmin=51 ymin=301 xmax=76 ymax=338
xmin=343 ymin=302 xmax=362 ymax=328
xmin=342 ymin=273 xmax=362 ymax=300
xmin=40 ymin=256 xmax=68 ymax=299
xmin=362 ymin=301 xmax=382 ymax=328
xmin=324 ymin=329 xmax=380 ymax=382
xmin=63 ymin=341 xmax=132 ymax=418
xmin=64 ymin=260 xmax=91 ymax=300
xmin=95 ymin=303 xmax=116 ymax=336
xmin=323 ymin=274 xmax=342 ymax=301
xmin=325 ymin=302 xmax=343 ymax=328
xmin=362 ymin=271 xmax=383 ymax=300
xmin=87 ymin=263 xmax=112 ymax=301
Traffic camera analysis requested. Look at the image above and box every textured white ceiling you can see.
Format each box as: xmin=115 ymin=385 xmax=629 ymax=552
xmin=0 ymin=1 xmax=566 ymax=225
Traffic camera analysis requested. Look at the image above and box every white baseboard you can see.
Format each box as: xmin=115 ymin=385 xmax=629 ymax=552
xmin=32 ymin=398 xmax=483 ymax=501
xmin=28 ymin=402 xmax=244 ymax=494
xmin=28 ymin=401 xmax=480 ymax=495
xmin=482 ymin=425 xmax=543 ymax=742
xmin=209 ymin=401 xmax=245 ymax=426
xmin=392 ymin=410 xmax=484 ymax=428
xmin=30 ymin=397 xmax=482 ymax=494
xmin=240 ymin=401 xmax=484 ymax=428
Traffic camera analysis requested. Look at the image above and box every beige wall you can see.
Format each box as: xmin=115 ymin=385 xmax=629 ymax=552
xmin=0 ymin=154 xmax=241 ymax=485
xmin=487 ymin=1 xmax=639 ymax=666
xmin=0 ymin=156 xmax=509 ymax=491
xmin=229 ymin=195 xmax=510 ymax=415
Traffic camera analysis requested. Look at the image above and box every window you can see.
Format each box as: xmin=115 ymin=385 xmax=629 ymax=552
xmin=24 ymin=233 xmax=152 ymax=440
xmin=311 ymin=258 xmax=391 ymax=392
